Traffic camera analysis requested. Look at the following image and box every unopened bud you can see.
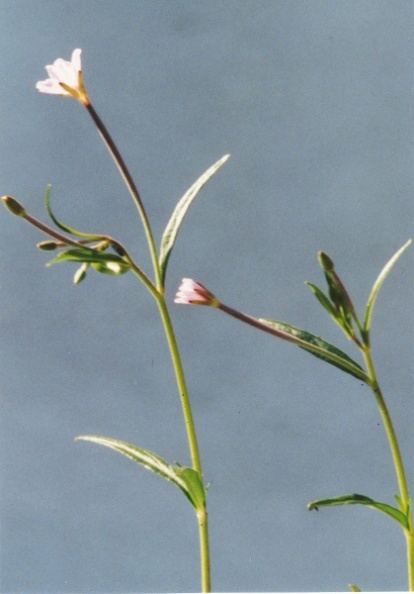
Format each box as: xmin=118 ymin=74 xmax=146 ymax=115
xmin=74 ymin=263 xmax=88 ymax=285
xmin=318 ymin=251 xmax=334 ymax=272
xmin=111 ymin=241 xmax=126 ymax=257
xmin=37 ymin=240 xmax=59 ymax=251
xmin=2 ymin=195 xmax=26 ymax=217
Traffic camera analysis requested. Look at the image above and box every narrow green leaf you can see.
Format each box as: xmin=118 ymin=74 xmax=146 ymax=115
xmin=307 ymin=493 xmax=409 ymax=530
xmin=259 ymin=318 xmax=368 ymax=383
xmin=306 ymin=282 xmax=347 ymax=330
xmin=44 ymin=185 xmax=103 ymax=240
xmin=47 ymin=248 xmax=128 ymax=267
xmin=159 ymin=154 xmax=230 ymax=285
xmin=349 ymin=584 xmax=361 ymax=592
xmin=364 ymin=239 xmax=412 ymax=333
xmin=76 ymin=435 xmax=205 ymax=510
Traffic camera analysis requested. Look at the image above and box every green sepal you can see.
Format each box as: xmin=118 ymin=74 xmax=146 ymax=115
xmin=44 ymin=185 xmax=103 ymax=240
xmin=159 ymin=154 xmax=230 ymax=286
xmin=76 ymin=435 xmax=206 ymax=511
xmin=307 ymin=493 xmax=409 ymax=530
xmin=259 ymin=318 xmax=368 ymax=383
xmin=364 ymin=239 xmax=412 ymax=334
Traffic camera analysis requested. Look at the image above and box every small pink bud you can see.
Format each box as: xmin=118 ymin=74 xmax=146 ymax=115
xmin=174 ymin=278 xmax=219 ymax=307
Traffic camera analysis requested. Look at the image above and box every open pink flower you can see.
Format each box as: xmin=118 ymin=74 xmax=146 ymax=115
xmin=174 ymin=278 xmax=219 ymax=307
xmin=36 ymin=49 xmax=89 ymax=105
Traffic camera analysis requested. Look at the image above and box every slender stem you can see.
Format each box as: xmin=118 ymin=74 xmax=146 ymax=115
xmin=362 ymin=346 xmax=414 ymax=590
xmin=198 ymin=505 xmax=211 ymax=592
xmin=85 ymin=103 xmax=162 ymax=288
xmin=362 ymin=348 xmax=409 ymax=502
xmin=84 ymin=102 xmax=210 ymax=590
xmin=155 ymin=293 xmax=210 ymax=590
xmin=156 ymin=296 xmax=203 ymax=474
xmin=24 ymin=212 xmax=100 ymax=250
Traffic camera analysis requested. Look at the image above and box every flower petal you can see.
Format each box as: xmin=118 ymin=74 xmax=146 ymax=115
xmin=174 ymin=278 xmax=218 ymax=306
xmin=36 ymin=49 xmax=88 ymax=104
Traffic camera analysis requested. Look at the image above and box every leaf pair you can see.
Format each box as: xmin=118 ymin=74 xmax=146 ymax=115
xmin=308 ymin=240 xmax=412 ymax=345
xmin=76 ymin=435 xmax=206 ymax=512
xmin=257 ymin=240 xmax=411 ymax=383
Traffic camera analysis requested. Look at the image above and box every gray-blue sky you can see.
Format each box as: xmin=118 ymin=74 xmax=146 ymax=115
xmin=1 ymin=1 xmax=413 ymax=592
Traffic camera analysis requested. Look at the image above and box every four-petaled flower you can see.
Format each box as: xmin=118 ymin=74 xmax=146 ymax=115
xmin=36 ymin=49 xmax=90 ymax=106
xmin=174 ymin=278 xmax=219 ymax=307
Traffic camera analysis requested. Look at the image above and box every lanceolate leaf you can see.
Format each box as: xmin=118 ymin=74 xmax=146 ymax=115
xmin=306 ymin=282 xmax=346 ymax=330
xmin=259 ymin=318 xmax=368 ymax=383
xmin=159 ymin=154 xmax=230 ymax=285
xmin=76 ymin=435 xmax=205 ymax=510
xmin=47 ymin=247 xmax=129 ymax=269
xmin=364 ymin=239 xmax=412 ymax=333
xmin=307 ymin=493 xmax=409 ymax=530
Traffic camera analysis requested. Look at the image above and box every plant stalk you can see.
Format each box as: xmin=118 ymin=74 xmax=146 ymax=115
xmin=156 ymin=294 xmax=210 ymax=591
xmin=362 ymin=346 xmax=414 ymax=590
xmin=85 ymin=102 xmax=161 ymax=288
xmin=86 ymin=100 xmax=210 ymax=591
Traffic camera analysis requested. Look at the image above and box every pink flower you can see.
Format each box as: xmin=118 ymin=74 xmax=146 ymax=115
xmin=174 ymin=278 xmax=219 ymax=307
xmin=36 ymin=49 xmax=89 ymax=105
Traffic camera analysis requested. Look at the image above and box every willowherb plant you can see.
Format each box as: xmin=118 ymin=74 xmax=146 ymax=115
xmin=2 ymin=49 xmax=412 ymax=592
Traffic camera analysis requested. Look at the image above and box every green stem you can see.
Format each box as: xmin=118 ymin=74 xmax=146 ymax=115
xmin=198 ymin=505 xmax=211 ymax=592
xmin=155 ymin=294 xmax=210 ymax=591
xmin=362 ymin=346 xmax=414 ymax=590
xmin=156 ymin=295 xmax=203 ymax=472
xmin=85 ymin=101 xmax=210 ymax=590
xmin=85 ymin=103 xmax=162 ymax=288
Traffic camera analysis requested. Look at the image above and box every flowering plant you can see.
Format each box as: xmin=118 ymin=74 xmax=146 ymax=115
xmin=2 ymin=49 xmax=413 ymax=592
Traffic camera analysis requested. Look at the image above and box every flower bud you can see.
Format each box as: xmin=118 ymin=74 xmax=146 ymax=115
xmin=74 ymin=263 xmax=88 ymax=285
xmin=174 ymin=278 xmax=219 ymax=307
xmin=2 ymin=195 xmax=26 ymax=217
xmin=318 ymin=251 xmax=334 ymax=272
xmin=37 ymin=240 xmax=59 ymax=251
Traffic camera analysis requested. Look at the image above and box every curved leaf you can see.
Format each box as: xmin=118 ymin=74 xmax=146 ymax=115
xmin=76 ymin=435 xmax=205 ymax=510
xmin=44 ymin=185 xmax=103 ymax=240
xmin=307 ymin=493 xmax=409 ymax=530
xmin=259 ymin=318 xmax=368 ymax=383
xmin=159 ymin=154 xmax=230 ymax=285
xmin=364 ymin=239 xmax=412 ymax=333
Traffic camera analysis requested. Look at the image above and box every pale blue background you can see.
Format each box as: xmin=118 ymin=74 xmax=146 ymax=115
xmin=1 ymin=1 xmax=413 ymax=592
